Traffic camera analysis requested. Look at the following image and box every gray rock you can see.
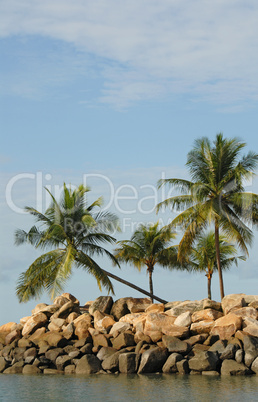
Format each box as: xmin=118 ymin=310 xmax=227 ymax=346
xmin=112 ymin=332 xmax=135 ymax=350
xmin=168 ymin=300 xmax=204 ymax=317
xmin=176 ymin=359 xmax=189 ymax=374
xmin=0 ymin=356 xmax=8 ymax=373
xmin=251 ymin=356 xmax=258 ymax=374
xmin=24 ymin=347 xmax=37 ymax=360
xmin=65 ymin=364 xmax=76 ymax=374
xmin=76 ymin=355 xmax=102 ymax=374
xmin=220 ymin=344 xmax=237 ymax=360
xmin=119 ymin=352 xmax=140 ymax=373
xmin=138 ymin=347 xmax=168 ymax=374
xmin=97 ymin=347 xmax=117 ymax=361
xmin=101 ymin=348 xmax=131 ymax=372
xmin=221 ymin=359 xmax=252 ymax=375
xmin=45 ymin=348 xmax=64 ymax=362
xmin=243 ymin=335 xmax=258 ymax=367
xmin=162 ymin=336 xmax=190 ymax=355
xmin=162 ymin=353 xmax=183 ymax=373
xmin=55 ymin=355 xmax=72 ymax=371
xmin=89 ymin=296 xmax=113 ymax=315
xmin=188 ymin=351 xmax=219 ymax=372
xmin=80 ymin=343 xmax=93 ymax=354
xmin=235 ymin=349 xmax=244 ymax=364
xmin=22 ymin=364 xmax=41 ymax=374
xmin=3 ymin=361 xmax=24 ymax=374
xmin=209 ymin=340 xmax=227 ymax=355
xmin=110 ymin=298 xmax=130 ymax=321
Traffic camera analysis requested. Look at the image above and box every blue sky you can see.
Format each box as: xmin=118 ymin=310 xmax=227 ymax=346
xmin=1 ymin=0 xmax=258 ymax=325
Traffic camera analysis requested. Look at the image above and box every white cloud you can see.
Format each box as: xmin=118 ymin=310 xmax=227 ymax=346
xmin=1 ymin=1 xmax=258 ymax=107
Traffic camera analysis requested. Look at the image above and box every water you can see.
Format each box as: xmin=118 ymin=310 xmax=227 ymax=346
xmin=0 ymin=374 xmax=258 ymax=402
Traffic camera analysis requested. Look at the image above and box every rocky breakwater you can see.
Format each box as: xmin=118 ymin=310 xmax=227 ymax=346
xmin=1 ymin=293 xmax=258 ymax=376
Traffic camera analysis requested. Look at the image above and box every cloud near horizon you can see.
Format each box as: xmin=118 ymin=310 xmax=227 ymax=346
xmin=1 ymin=0 xmax=258 ymax=108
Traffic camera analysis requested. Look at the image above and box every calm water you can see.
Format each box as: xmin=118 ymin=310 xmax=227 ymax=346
xmin=0 ymin=374 xmax=258 ymax=402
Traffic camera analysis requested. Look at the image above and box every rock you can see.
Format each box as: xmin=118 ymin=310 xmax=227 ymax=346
xmin=22 ymin=313 xmax=48 ymax=337
xmin=174 ymin=311 xmax=192 ymax=327
xmin=235 ymin=349 xmax=244 ymax=364
xmin=23 ymin=364 xmax=41 ymax=374
xmin=190 ymin=320 xmax=215 ymax=335
xmin=53 ymin=301 xmax=76 ymax=319
xmin=251 ymin=356 xmax=258 ymax=374
xmin=92 ymin=334 xmax=109 ymax=348
xmin=119 ymin=313 xmax=142 ymax=325
xmin=53 ymin=295 xmax=70 ymax=307
xmin=0 ymin=322 xmax=17 ymax=333
xmin=167 ymin=300 xmax=204 ymax=316
xmin=61 ymin=293 xmax=80 ymax=306
xmin=62 ymin=323 xmax=74 ymax=340
xmin=109 ymin=322 xmax=131 ymax=336
xmin=220 ymin=344 xmax=237 ymax=360
xmin=203 ymin=334 xmax=220 ymax=346
xmin=162 ymin=336 xmax=190 ymax=354
xmin=202 ymin=371 xmax=219 ymax=376
xmin=176 ymin=359 xmax=189 ymax=374
xmin=28 ymin=327 xmax=46 ymax=343
xmin=243 ymin=322 xmax=258 ymax=337
xmin=112 ymin=332 xmax=135 ymax=350
xmin=192 ymin=344 xmax=210 ymax=352
xmin=89 ymin=296 xmax=113 ymax=315
xmin=80 ymin=343 xmax=93 ymax=354
xmin=145 ymin=304 xmax=165 ymax=313
xmin=243 ymin=295 xmax=258 ymax=305
xmin=132 ymin=315 xmax=147 ymax=332
xmin=146 ymin=331 xmax=162 ymax=343
xmin=186 ymin=334 xmax=209 ymax=346
xmin=249 ymin=301 xmax=258 ymax=309
xmin=126 ymin=298 xmax=152 ymax=313
xmin=144 ymin=313 xmax=189 ymax=338
xmin=97 ymin=347 xmax=117 ymax=361
xmin=75 ymin=354 xmax=101 ymax=374
xmin=134 ymin=331 xmax=151 ymax=344
xmin=24 ymin=347 xmax=37 ymax=360
xmin=4 ymin=361 xmax=24 ymax=374
xmin=56 ymin=355 xmax=72 ymax=371
xmin=101 ymin=348 xmax=130 ymax=372
xmin=43 ymin=369 xmax=64 ymax=375
xmin=188 ymin=351 xmax=219 ymax=372
xmin=74 ymin=314 xmax=92 ymax=339
xmin=221 ymin=294 xmax=246 ymax=314
xmin=209 ymin=340 xmax=227 ymax=355
xmin=119 ymin=352 xmax=140 ymax=373
xmin=210 ymin=313 xmax=242 ymax=339
xmin=192 ymin=309 xmax=223 ymax=323
xmin=18 ymin=339 xmax=33 ymax=348
xmin=110 ymin=298 xmax=130 ymax=321
xmin=243 ymin=335 xmax=258 ymax=367
xmin=162 ymin=353 xmax=183 ymax=373
xmin=221 ymin=359 xmax=252 ymax=375
xmin=203 ymin=299 xmax=222 ymax=311
xmin=0 ymin=356 xmax=8 ymax=372
xmin=232 ymin=307 xmax=258 ymax=320
xmin=5 ymin=329 xmax=21 ymax=345
xmin=31 ymin=303 xmax=49 ymax=315
xmin=138 ymin=347 xmax=168 ymax=373
xmin=65 ymin=365 xmax=76 ymax=374
xmin=41 ymin=332 xmax=68 ymax=348
xmin=67 ymin=312 xmax=79 ymax=323
xmin=93 ymin=311 xmax=115 ymax=333
xmin=48 ymin=318 xmax=66 ymax=332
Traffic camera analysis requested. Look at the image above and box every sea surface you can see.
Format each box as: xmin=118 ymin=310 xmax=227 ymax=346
xmin=1 ymin=373 xmax=258 ymax=401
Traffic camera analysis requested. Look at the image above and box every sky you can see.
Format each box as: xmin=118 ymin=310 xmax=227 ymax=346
xmin=1 ymin=0 xmax=258 ymax=325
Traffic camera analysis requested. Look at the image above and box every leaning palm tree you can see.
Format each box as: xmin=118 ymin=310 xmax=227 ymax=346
xmin=15 ymin=184 xmax=167 ymax=304
xmin=186 ymin=231 xmax=245 ymax=299
xmin=114 ymin=221 xmax=179 ymax=303
xmin=157 ymin=134 xmax=258 ymax=299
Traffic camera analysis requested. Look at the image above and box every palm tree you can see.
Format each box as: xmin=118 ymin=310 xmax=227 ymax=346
xmin=185 ymin=231 xmax=245 ymax=300
xmin=15 ymin=184 xmax=168 ymax=304
xmin=157 ymin=134 xmax=258 ymax=299
xmin=114 ymin=221 xmax=179 ymax=303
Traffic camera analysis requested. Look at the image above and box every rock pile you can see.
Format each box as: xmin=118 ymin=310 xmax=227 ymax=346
xmin=1 ymin=293 xmax=258 ymax=376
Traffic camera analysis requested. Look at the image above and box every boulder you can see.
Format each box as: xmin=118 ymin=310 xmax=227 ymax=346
xmin=119 ymin=352 xmax=140 ymax=373
xmin=210 ymin=314 xmax=242 ymax=339
xmin=73 ymin=314 xmax=92 ymax=339
xmin=61 ymin=293 xmax=79 ymax=305
xmin=92 ymin=334 xmax=109 ymax=348
xmin=97 ymin=347 xmax=117 ymax=361
xmin=110 ymin=298 xmax=130 ymax=321
xmin=232 ymin=307 xmax=258 ymax=320
xmin=190 ymin=320 xmax=215 ymax=335
xmin=243 ymin=321 xmax=258 ymax=337
xmin=138 ymin=347 xmax=168 ymax=374
xmin=162 ymin=336 xmax=190 ymax=354
xmin=186 ymin=334 xmax=209 ymax=346
xmin=243 ymin=335 xmax=258 ymax=367
xmin=101 ymin=348 xmax=130 ymax=372
xmin=0 ymin=356 xmax=8 ymax=373
xmin=174 ymin=311 xmax=192 ymax=327
xmin=220 ymin=344 xmax=237 ymax=360
xmin=188 ymin=351 xmax=219 ymax=372
xmin=251 ymin=356 xmax=258 ymax=374
xmin=40 ymin=332 xmax=68 ymax=348
xmin=48 ymin=318 xmax=66 ymax=332
xmin=28 ymin=327 xmax=46 ymax=343
xmin=45 ymin=348 xmax=64 ymax=363
xmin=167 ymin=300 xmax=204 ymax=316
xmin=53 ymin=295 xmax=70 ymax=307
xmin=67 ymin=312 xmax=79 ymax=323
xmin=235 ymin=349 xmax=244 ymax=364
xmin=109 ymin=321 xmax=131 ymax=336
xmin=56 ymin=355 xmax=72 ymax=371
xmin=145 ymin=304 xmax=165 ymax=313
xmin=64 ymin=365 xmax=76 ymax=374
xmin=176 ymin=359 xmax=189 ymax=374
xmin=144 ymin=313 xmax=189 ymax=338
xmin=132 ymin=315 xmax=147 ymax=332
xmin=62 ymin=323 xmax=74 ymax=340
xmin=221 ymin=294 xmax=246 ymax=314
xmin=162 ymin=353 xmax=183 ymax=373
xmin=220 ymin=359 xmax=252 ymax=375
xmin=126 ymin=298 xmax=152 ymax=313
xmin=22 ymin=313 xmax=48 ymax=337
xmin=43 ymin=369 xmax=64 ymax=375
xmin=53 ymin=301 xmax=76 ymax=319
xmin=112 ymin=332 xmax=135 ymax=350
xmin=209 ymin=340 xmax=227 ymax=356
xmin=3 ymin=361 xmax=24 ymax=374
xmin=75 ymin=355 xmax=101 ymax=374
xmin=192 ymin=309 xmax=223 ymax=323
xmin=93 ymin=311 xmax=115 ymax=333
xmin=89 ymin=296 xmax=113 ymax=315
xmin=5 ymin=329 xmax=21 ymax=345
xmin=203 ymin=299 xmax=222 ymax=311
xmin=134 ymin=331 xmax=152 ymax=344
xmin=22 ymin=364 xmax=41 ymax=374
xmin=0 ymin=322 xmax=17 ymax=333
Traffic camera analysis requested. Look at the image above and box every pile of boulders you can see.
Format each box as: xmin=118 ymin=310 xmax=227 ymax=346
xmin=1 ymin=293 xmax=258 ymax=376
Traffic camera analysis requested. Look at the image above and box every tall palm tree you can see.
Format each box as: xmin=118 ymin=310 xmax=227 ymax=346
xmin=15 ymin=184 xmax=168 ymax=304
xmin=114 ymin=221 xmax=179 ymax=303
xmin=157 ymin=134 xmax=258 ymax=299
xmin=186 ymin=231 xmax=245 ymax=300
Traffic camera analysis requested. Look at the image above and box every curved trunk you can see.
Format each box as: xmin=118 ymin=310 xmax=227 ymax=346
xmin=215 ymin=220 xmax=225 ymax=300
xmin=101 ymin=268 xmax=167 ymax=304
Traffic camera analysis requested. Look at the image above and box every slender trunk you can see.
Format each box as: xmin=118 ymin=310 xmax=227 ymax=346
xmin=215 ymin=220 xmax=225 ymax=300
xmin=148 ymin=267 xmax=154 ymax=303
xmin=207 ymin=272 xmax=212 ymax=300
xmin=101 ymin=268 xmax=167 ymax=304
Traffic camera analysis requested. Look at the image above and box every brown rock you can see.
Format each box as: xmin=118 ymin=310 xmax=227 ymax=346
xmin=89 ymin=296 xmax=113 ymax=315
xmin=127 ymin=298 xmax=152 ymax=313
xmin=48 ymin=318 xmax=66 ymax=332
xmin=190 ymin=320 xmax=215 ymax=335
xmin=174 ymin=311 xmax=192 ymax=327
xmin=93 ymin=311 xmax=115 ymax=333
xmin=67 ymin=312 xmax=79 ymax=323
xmin=92 ymin=334 xmax=109 ymax=348
xmin=147 ymin=331 xmax=163 ymax=343
xmin=162 ymin=335 xmax=190 ymax=354
xmin=145 ymin=304 xmax=165 ymax=313
xmin=192 ymin=309 xmax=223 ymax=323
xmin=221 ymin=294 xmax=246 ymax=314
xmin=221 ymin=359 xmax=252 ymax=375
xmin=134 ymin=331 xmax=152 ymax=344
xmin=162 ymin=353 xmax=183 ymax=373
xmin=188 ymin=351 xmax=219 ymax=372
xmin=144 ymin=313 xmax=189 ymax=338
xmin=62 ymin=322 xmax=74 ymax=340
xmin=5 ymin=329 xmax=21 ymax=345
xmin=0 ymin=357 xmax=8 ymax=373
xmin=53 ymin=301 xmax=76 ymax=319
xmin=31 ymin=303 xmax=48 ymax=315
xmin=203 ymin=299 xmax=222 ymax=311
xmin=232 ymin=307 xmax=258 ymax=320
xmin=61 ymin=293 xmax=80 ymax=305
xmin=211 ymin=313 xmax=242 ymax=340
xmin=40 ymin=332 xmax=68 ymax=348
xmin=23 ymin=364 xmax=41 ymax=374
xmin=167 ymin=300 xmax=204 ymax=316
xmin=186 ymin=334 xmax=209 ymax=346
xmin=119 ymin=352 xmax=140 ymax=373
xmin=28 ymin=327 xmax=46 ymax=343
xmin=53 ymin=295 xmax=70 ymax=307
xmin=0 ymin=322 xmax=17 ymax=333
xmin=74 ymin=313 xmax=92 ymax=339
xmin=138 ymin=347 xmax=168 ymax=373
xmin=112 ymin=332 xmax=135 ymax=350
xmin=110 ymin=298 xmax=130 ymax=321
xmin=22 ymin=313 xmax=48 ymax=337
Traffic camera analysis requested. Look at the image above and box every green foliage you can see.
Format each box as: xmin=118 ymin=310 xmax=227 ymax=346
xmin=15 ymin=183 xmax=120 ymax=302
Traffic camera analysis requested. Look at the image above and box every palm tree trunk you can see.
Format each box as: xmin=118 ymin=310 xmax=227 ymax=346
xmin=148 ymin=267 xmax=154 ymax=303
xmin=215 ymin=220 xmax=225 ymax=300
xmin=101 ymin=268 xmax=167 ymax=304
xmin=207 ymin=273 xmax=212 ymax=300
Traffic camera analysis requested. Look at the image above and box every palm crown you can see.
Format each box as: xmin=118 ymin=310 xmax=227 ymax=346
xmin=15 ymin=184 xmax=120 ymax=302
xmin=157 ymin=134 xmax=258 ymax=299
